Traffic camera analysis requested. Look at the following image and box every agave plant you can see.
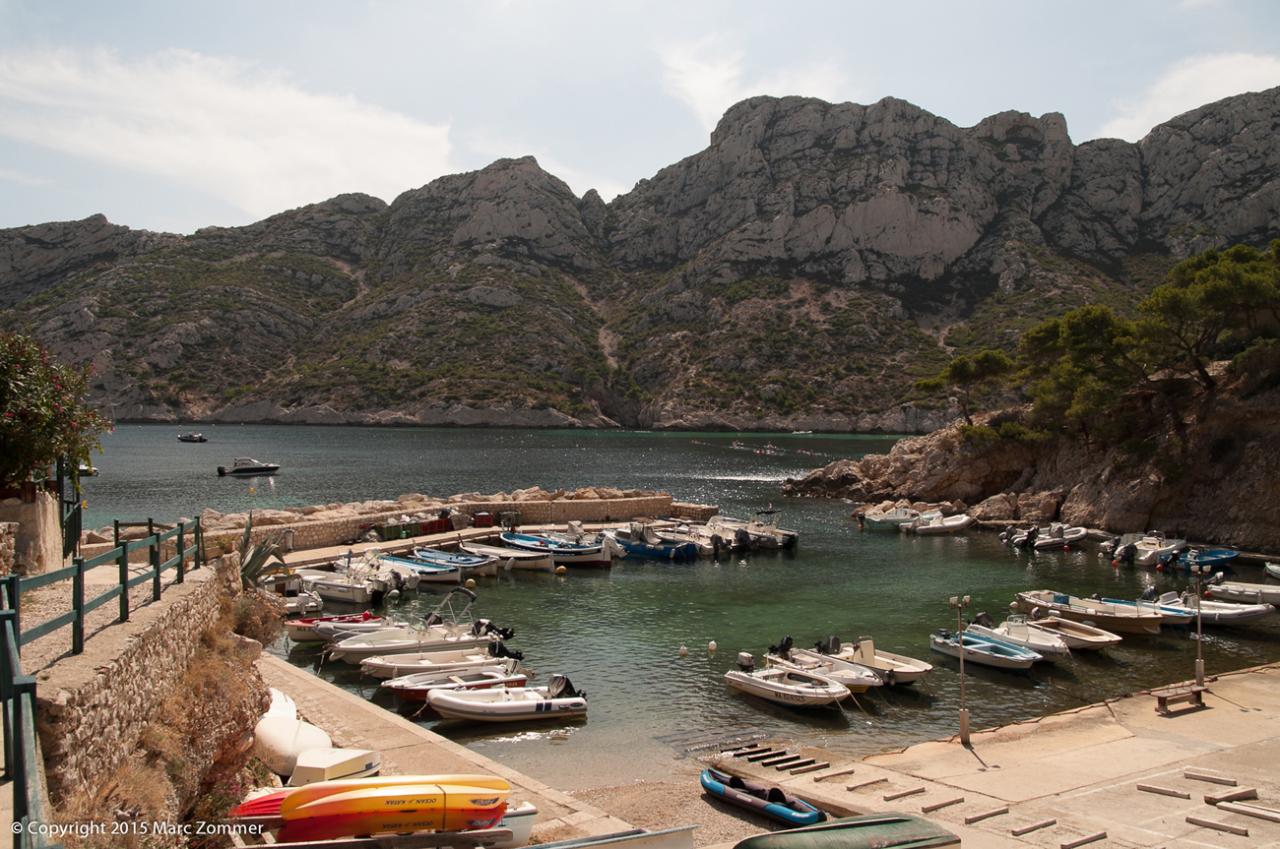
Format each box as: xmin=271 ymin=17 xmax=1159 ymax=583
xmin=238 ymin=513 xmax=292 ymax=590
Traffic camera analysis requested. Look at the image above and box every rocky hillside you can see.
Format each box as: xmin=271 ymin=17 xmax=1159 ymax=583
xmin=3 ymin=87 xmax=1279 ymax=429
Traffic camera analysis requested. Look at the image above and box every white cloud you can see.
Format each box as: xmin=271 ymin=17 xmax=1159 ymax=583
xmin=0 ymin=167 xmax=48 ymax=186
xmin=0 ymin=49 xmax=453 ymax=224
xmin=659 ymin=37 xmax=852 ymax=133
xmin=1095 ymin=52 xmax=1280 ymax=141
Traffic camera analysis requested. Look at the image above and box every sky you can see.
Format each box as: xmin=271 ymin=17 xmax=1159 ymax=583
xmin=1 ymin=0 xmax=1278 ymax=234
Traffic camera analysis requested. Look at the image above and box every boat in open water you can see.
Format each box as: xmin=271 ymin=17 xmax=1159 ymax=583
xmin=217 ymin=457 xmax=280 ymax=476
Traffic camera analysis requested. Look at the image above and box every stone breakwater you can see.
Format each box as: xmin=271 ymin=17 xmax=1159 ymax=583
xmin=80 ymin=487 xmax=718 ymax=562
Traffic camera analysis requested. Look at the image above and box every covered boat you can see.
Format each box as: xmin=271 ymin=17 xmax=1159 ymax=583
xmin=609 ymin=523 xmax=700 ymax=561
xmin=427 ymin=674 xmax=588 ymax=723
xmin=764 ymin=637 xmax=881 ymax=693
xmin=1021 ymin=615 xmax=1121 ymax=650
xmin=216 ymin=457 xmax=280 ymax=476
xmin=1205 ymin=580 xmax=1280 ymax=606
xmin=287 ymin=748 xmax=382 ymax=786
xmin=253 ymin=714 xmax=333 ymax=777
xmin=325 ymin=621 xmax=504 ymax=664
xmin=460 ymin=541 xmax=556 ymax=572
xmin=699 ymin=767 xmax=824 ymax=827
xmin=724 ymin=660 xmax=847 ymax=708
xmin=929 ymin=629 xmax=1041 ymax=670
xmin=819 ymin=636 xmax=932 ymax=685
xmin=500 ymin=532 xmax=615 ymax=568
xmin=1154 ymin=591 xmax=1274 ymax=625
xmin=380 ymin=659 xmax=526 ymax=702
xmin=731 ymin=813 xmax=959 ymax=849
xmin=967 ymin=613 xmax=1070 ymax=659
xmin=360 ymin=642 xmax=524 ymax=679
xmin=1014 ymin=589 xmax=1162 ymax=635
xmin=904 ymin=513 xmax=974 ymax=535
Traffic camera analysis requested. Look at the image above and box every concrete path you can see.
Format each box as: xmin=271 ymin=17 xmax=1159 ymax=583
xmin=256 ymin=654 xmax=635 ymax=842
xmin=713 ymin=663 xmax=1280 ymax=847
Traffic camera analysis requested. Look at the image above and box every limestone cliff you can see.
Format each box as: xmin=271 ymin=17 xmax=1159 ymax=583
xmin=3 ymin=87 xmax=1279 ymax=429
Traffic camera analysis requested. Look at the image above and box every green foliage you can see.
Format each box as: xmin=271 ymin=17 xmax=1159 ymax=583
xmin=916 ymin=348 xmax=1013 ymax=424
xmin=0 ymin=332 xmax=111 ymax=488
xmin=237 ymin=514 xmax=290 ymax=590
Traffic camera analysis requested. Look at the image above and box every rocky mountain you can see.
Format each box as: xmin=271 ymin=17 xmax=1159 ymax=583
xmin=3 ymin=87 xmax=1279 ymax=429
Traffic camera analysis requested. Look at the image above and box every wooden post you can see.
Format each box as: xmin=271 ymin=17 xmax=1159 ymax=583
xmin=71 ymin=557 xmax=85 ymax=654
xmin=117 ymin=539 xmax=131 ymax=622
xmin=177 ymin=521 xmax=186 ymax=584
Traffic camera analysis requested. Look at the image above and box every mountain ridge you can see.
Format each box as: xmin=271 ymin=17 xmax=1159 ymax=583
xmin=3 ymin=87 xmax=1278 ymax=430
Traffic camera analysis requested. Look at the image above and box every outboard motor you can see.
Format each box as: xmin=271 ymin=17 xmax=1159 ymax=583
xmin=768 ymin=635 xmax=794 ymax=660
xmin=1140 ymin=586 xmax=1158 ymax=602
xmin=423 ymin=612 xmax=443 ymax=627
xmin=813 ymin=635 xmax=841 ymax=656
xmin=734 ymin=528 xmax=752 ymax=550
xmin=973 ymin=611 xmax=995 ymax=628
xmin=548 ymin=674 xmax=584 ymax=700
xmin=1118 ymin=543 xmax=1137 ymax=566
xmin=1022 ymin=526 xmax=1039 ymax=550
xmin=736 ymin=652 xmax=755 ymax=672
xmin=488 ymin=641 xmax=525 ymax=662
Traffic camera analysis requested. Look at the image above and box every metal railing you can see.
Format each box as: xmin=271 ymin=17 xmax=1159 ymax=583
xmin=1 ymin=517 xmax=204 ymax=849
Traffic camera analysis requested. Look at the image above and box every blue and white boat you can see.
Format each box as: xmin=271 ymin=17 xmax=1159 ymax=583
xmin=929 ymin=629 xmax=1041 ymax=670
xmin=1101 ymin=596 xmax=1195 ymax=626
xmin=699 ymin=767 xmax=824 ymax=827
xmin=410 ymin=547 xmax=499 ymax=579
xmin=375 ymin=553 xmax=461 ymax=584
xmin=608 ymin=524 xmax=700 ymax=562
xmin=499 ymin=532 xmax=615 ymax=568
xmin=1172 ymin=548 xmax=1239 ymax=571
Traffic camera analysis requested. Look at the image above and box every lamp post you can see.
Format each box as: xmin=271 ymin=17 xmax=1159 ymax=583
xmin=1189 ymin=565 xmax=1205 ymax=686
xmin=949 ymin=594 xmax=972 ymax=745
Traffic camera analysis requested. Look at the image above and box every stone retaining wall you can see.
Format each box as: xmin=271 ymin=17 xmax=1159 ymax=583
xmin=0 ymin=522 xmax=17 ymax=576
xmin=0 ymin=491 xmax=61 ymax=574
xmin=34 ymin=556 xmax=238 ymax=804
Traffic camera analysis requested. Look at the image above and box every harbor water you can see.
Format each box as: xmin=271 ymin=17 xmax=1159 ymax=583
xmin=82 ymin=425 xmax=1280 ymax=789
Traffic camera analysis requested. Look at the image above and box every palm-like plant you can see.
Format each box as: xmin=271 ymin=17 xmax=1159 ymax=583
xmin=237 ymin=513 xmax=292 ymax=590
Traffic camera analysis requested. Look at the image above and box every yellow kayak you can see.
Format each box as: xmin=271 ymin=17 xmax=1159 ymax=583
xmin=279 ymin=774 xmax=508 ymax=816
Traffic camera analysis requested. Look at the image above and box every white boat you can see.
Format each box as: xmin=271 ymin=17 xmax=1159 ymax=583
xmin=820 ymin=636 xmax=933 ymax=685
xmin=281 ymin=590 xmax=323 ymax=615
xmin=253 ymin=715 xmax=332 ymax=776
xmin=1014 ymin=589 xmax=1163 ymax=635
xmin=1112 ymin=532 xmax=1187 ymax=567
xmin=929 ymin=629 xmax=1041 ymax=670
xmin=217 ymin=457 xmax=280 ymax=476
xmin=1101 ymin=596 xmax=1195 ymax=626
xmin=1021 ymin=615 xmax=1121 ymax=650
xmin=1205 ymin=580 xmax=1280 ymax=606
xmin=764 ymin=639 xmax=882 ymax=693
xmin=708 ymin=510 xmax=799 ymax=550
xmin=723 ymin=660 xmax=847 ymax=707
xmin=360 ymin=644 xmax=524 ymax=679
xmin=380 ymin=659 xmax=527 ymax=702
xmin=905 ymin=513 xmax=974 ymax=535
xmin=1155 ymin=591 xmax=1275 ymax=625
xmin=968 ymin=614 xmax=1070 ymax=660
xmin=860 ymin=507 xmax=919 ymax=531
xmin=287 ymin=748 xmax=382 ymax=786
xmin=493 ymin=801 xmax=539 ymax=849
xmin=326 ymin=624 xmax=499 ymax=664
xmin=500 ymin=532 xmax=617 ymax=568
xmin=1005 ymin=522 xmax=1088 ymax=550
xmin=264 ymin=688 xmax=296 ymax=719
xmin=295 ymin=568 xmax=388 ymax=605
xmin=460 ymin=541 xmax=556 ymax=572
xmin=427 ymin=674 xmax=588 ymax=723
xmin=1265 ymin=563 xmax=1280 ymax=581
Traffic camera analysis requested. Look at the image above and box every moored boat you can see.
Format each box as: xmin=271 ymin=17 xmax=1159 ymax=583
xmin=460 ymin=541 xmax=556 ymax=572
xmin=724 ymin=658 xmax=848 ymax=708
xmin=1205 ymin=580 xmax=1280 ymax=606
xmin=360 ymin=642 xmax=524 ymax=679
xmin=410 ymin=546 xmax=500 ymax=578
xmin=764 ymin=637 xmax=881 ymax=693
xmin=1175 ymin=547 xmax=1239 ymax=570
xmin=905 ymin=513 xmax=974 ymax=535
xmin=1111 ymin=532 xmax=1186 ymax=567
xmin=1265 ymin=562 xmax=1280 ymax=581
xmin=380 ymin=659 xmax=527 ymax=702
xmin=427 ymin=674 xmax=588 ymax=723
xmin=375 ymin=553 xmax=461 ymax=584
xmin=295 ymin=568 xmax=388 ymax=605
xmin=730 ymin=812 xmax=960 ymax=849
xmin=929 ymin=629 xmax=1041 ymax=670
xmin=1101 ymin=596 xmax=1195 ymax=626
xmin=326 ymin=622 xmax=503 ymax=664
xmin=500 ymin=532 xmax=615 ymax=568
xmin=699 ymin=767 xmax=824 ymax=827
xmin=967 ymin=613 xmax=1070 ymax=659
xmin=1004 ymin=522 xmax=1087 ymax=550
xmin=818 ymin=636 xmax=932 ymax=685
xmin=608 ymin=523 xmax=700 ymax=561
xmin=287 ymin=748 xmax=382 ymax=786
xmin=1013 ymin=589 xmax=1163 ymax=635
xmin=707 ymin=510 xmax=799 ymax=550
xmin=177 ymin=432 xmax=207 ymax=443
xmin=1020 ymin=616 xmax=1121 ymax=650
xmin=1154 ymin=591 xmax=1274 ymax=625
xmin=859 ymin=506 xmax=919 ymax=531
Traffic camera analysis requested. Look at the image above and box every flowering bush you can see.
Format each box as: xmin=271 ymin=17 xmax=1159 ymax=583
xmin=0 ymin=332 xmax=110 ymax=489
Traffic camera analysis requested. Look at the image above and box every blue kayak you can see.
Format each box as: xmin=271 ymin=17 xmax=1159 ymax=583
xmin=700 ymin=767 xmax=824 ymax=827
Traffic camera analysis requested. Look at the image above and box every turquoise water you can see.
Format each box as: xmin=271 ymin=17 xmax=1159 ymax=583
xmin=83 ymin=425 xmax=1280 ymax=789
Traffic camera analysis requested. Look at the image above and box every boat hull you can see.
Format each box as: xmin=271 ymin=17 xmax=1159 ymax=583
xmin=731 ymin=813 xmax=959 ymax=849
xmin=427 ymin=687 xmax=587 ymax=723
xmin=723 ymin=669 xmax=847 ymax=707
xmin=1022 ymin=617 xmax=1121 ymax=650
xmin=929 ymin=632 xmax=1039 ymax=670
xmin=1014 ymin=591 xmax=1162 ymax=635
xmin=1206 ymin=581 xmax=1280 ymax=606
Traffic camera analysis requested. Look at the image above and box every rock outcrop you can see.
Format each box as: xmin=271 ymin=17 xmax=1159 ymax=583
xmin=3 ymin=87 xmax=1280 ymax=430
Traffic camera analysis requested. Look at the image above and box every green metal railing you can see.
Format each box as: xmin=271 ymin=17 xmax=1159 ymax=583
xmin=1 ymin=517 xmax=204 ymax=849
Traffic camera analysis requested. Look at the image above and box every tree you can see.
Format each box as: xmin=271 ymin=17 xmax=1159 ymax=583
xmin=916 ymin=348 xmax=1013 ymax=425
xmin=0 ymin=333 xmax=110 ymax=489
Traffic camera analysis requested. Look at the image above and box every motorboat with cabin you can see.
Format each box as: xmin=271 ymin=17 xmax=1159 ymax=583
xmin=217 ymin=457 xmax=280 ymax=476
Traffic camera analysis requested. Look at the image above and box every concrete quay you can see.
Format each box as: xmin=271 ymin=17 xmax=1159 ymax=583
xmin=712 ymin=663 xmax=1280 ymax=847
xmin=257 ymin=654 xmax=636 ymax=842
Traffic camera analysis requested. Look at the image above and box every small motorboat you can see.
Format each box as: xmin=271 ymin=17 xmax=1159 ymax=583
xmin=723 ymin=657 xmax=848 ymax=708
xmin=929 ymin=629 xmax=1041 ymax=670
xmin=1101 ymin=596 xmax=1195 ymax=626
xmin=326 ymin=622 xmax=502 ymax=664
xmin=1265 ymin=562 xmax=1280 ymax=581
xmin=177 ymin=432 xmax=208 ymax=443
xmin=608 ymin=523 xmax=700 ymax=561
xmin=410 ymin=546 xmax=500 ymax=578
xmin=1004 ymin=522 xmax=1088 ymax=550
xmin=707 ymin=510 xmax=799 ymax=550
xmin=817 ymin=636 xmax=932 ymax=685
xmin=280 ymin=590 xmax=323 ymax=616
xmin=427 ymin=674 xmax=587 ymax=723
xmin=699 ymin=767 xmax=824 ymax=827
xmin=380 ymin=659 xmax=527 ymax=702
xmin=859 ymin=507 xmax=919 ymax=531
xmin=376 ymin=553 xmax=461 ymax=584
xmin=360 ymin=642 xmax=524 ymax=679
xmin=295 ymin=568 xmax=388 ymax=605
xmin=217 ymin=457 xmax=280 ymax=476
xmin=1154 ymin=591 xmax=1274 ymax=625
xmin=904 ymin=513 xmax=974 ymax=535
xmin=1175 ymin=548 xmax=1239 ymax=570
xmin=500 ymin=532 xmax=615 ymax=568
xmin=764 ymin=637 xmax=882 ymax=693
xmin=1112 ymin=532 xmax=1186 ymax=567
xmin=1020 ymin=615 xmax=1121 ymax=650
xmin=1205 ymin=580 xmax=1280 ymax=606
xmin=1014 ymin=589 xmax=1162 ymax=635
xmin=287 ymin=748 xmax=382 ymax=786
xmin=286 ymin=611 xmax=383 ymax=643
xmin=460 ymin=541 xmax=556 ymax=572
xmin=967 ymin=613 xmax=1070 ymax=660
xmin=731 ymin=812 xmax=960 ymax=849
